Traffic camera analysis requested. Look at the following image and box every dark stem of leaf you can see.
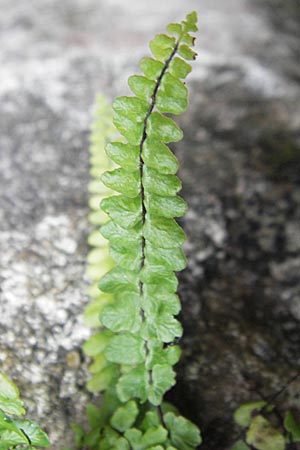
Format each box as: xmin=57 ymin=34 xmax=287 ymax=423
xmin=20 ymin=428 xmax=32 ymax=446
xmin=138 ymin=40 xmax=179 ymax=315
xmin=139 ymin=40 xmax=180 ymax=271
xmin=137 ymin=40 xmax=180 ymax=424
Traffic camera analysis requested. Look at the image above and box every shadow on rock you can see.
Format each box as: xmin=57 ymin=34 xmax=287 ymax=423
xmin=167 ymin=57 xmax=300 ymax=449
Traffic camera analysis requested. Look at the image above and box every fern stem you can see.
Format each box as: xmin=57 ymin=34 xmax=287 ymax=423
xmin=138 ymin=40 xmax=181 ymax=365
xmin=137 ymin=43 xmax=181 ymax=424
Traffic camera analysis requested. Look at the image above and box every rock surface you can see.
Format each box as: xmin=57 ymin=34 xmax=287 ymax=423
xmin=0 ymin=0 xmax=299 ymax=449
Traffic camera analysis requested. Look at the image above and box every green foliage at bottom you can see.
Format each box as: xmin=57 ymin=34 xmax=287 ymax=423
xmin=0 ymin=373 xmax=50 ymax=449
xmin=73 ymin=395 xmax=201 ymax=450
xmin=232 ymin=400 xmax=300 ymax=450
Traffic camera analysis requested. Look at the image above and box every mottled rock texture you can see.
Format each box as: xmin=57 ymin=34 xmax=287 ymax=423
xmin=0 ymin=1 xmax=299 ymax=449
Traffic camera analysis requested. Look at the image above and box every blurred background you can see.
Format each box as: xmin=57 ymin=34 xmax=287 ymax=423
xmin=0 ymin=0 xmax=299 ymax=449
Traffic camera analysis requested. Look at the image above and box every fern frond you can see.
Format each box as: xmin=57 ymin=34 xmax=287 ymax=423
xmin=83 ymin=95 xmax=119 ymax=394
xmin=100 ymin=10 xmax=198 ymax=405
xmin=83 ymin=12 xmax=202 ymax=449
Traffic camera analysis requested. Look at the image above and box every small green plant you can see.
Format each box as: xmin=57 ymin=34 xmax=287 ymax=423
xmin=0 ymin=373 xmax=50 ymax=449
xmin=232 ymin=394 xmax=300 ymax=450
xmin=77 ymin=11 xmax=202 ymax=450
